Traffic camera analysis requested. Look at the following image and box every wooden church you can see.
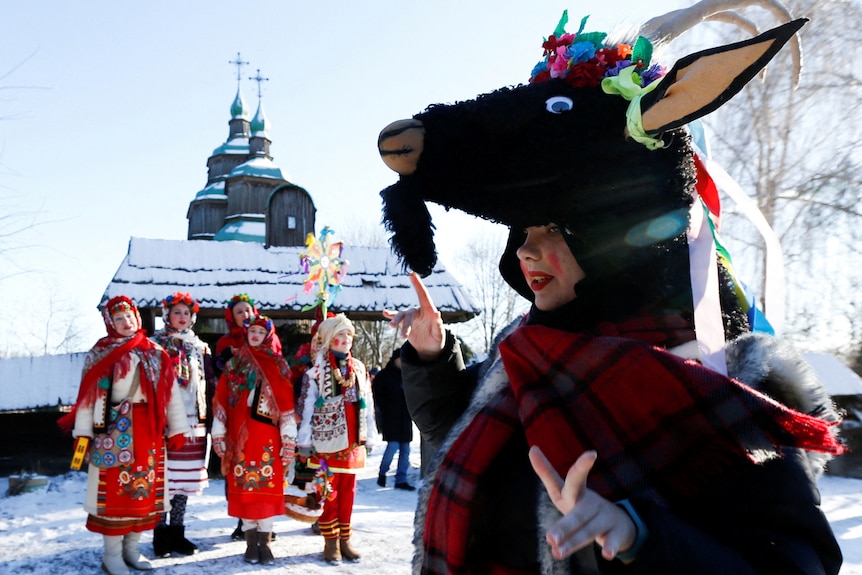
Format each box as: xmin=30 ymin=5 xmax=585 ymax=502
xmin=100 ymin=67 xmax=478 ymax=352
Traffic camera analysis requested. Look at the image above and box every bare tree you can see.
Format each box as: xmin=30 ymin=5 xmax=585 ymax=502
xmin=1 ymin=54 xmax=55 ymax=283
xmin=20 ymin=285 xmax=92 ymax=356
xmin=698 ymin=0 xmax=862 ymax=351
xmin=451 ymin=227 xmax=528 ymax=354
xmin=338 ymin=222 xmax=389 ymax=248
xmin=352 ymin=319 xmax=401 ymax=370
xmin=0 ymin=194 xmax=47 ymax=283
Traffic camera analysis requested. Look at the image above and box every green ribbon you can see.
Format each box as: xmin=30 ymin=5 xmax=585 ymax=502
xmin=602 ymin=68 xmax=665 ymax=150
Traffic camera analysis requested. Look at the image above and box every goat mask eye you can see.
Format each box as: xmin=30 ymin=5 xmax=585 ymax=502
xmin=545 ymin=96 xmax=574 ymax=114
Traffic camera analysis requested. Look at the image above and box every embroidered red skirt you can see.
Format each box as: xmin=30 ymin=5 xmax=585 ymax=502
xmin=86 ymin=404 xmax=166 ymax=535
xmin=225 ymin=417 xmax=285 ymax=520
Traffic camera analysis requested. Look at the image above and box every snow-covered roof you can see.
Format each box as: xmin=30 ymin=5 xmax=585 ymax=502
xmin=212 ymin=136 xmax=249 ymax=156
xmin=804 ymin=353 xmax=862 ymax=396
xmin=229 ymin=156 xmax=285 ymax=180
xmin=0 ymin=353 xmax=86 ymax=411
xmin=101 ymin=237 xmax=479 ymax=323
xmin=194 ymin=180 xmax=226 ymax=200
xmin=213 ymin=215 xmax=265 ymax=242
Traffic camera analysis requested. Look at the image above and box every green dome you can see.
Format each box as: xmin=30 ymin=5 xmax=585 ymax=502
xmin=231 ymin=88 xmax=250 ymax=120
xmin=250 ymin=101 xmax=270 ymax=139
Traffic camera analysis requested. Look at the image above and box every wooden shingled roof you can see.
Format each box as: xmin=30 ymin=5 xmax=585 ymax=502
xmin=101 ymin=237 xmax=479 ymax=325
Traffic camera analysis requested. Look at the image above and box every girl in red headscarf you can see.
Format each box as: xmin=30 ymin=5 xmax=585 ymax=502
xmin=213 ymin=293 xmax=286 ymax=541
xmin=212 ymin=315 xmax=296 ymax=566
xmin=58 ymin=296 xmax=189 ymax=575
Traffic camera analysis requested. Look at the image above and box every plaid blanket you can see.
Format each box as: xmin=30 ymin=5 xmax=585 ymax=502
xmin=421 ymin=324 xmax=842 ymax=574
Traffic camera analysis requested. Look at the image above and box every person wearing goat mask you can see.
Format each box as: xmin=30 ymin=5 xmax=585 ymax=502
xmin=380 ymin=7 xmax=843 ymax=575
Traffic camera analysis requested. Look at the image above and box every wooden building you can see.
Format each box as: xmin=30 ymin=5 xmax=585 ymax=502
xmin=109 ymin=80 xmax=478 ymax=350
xmin=186 ymin=86 xmax=317 ymax=246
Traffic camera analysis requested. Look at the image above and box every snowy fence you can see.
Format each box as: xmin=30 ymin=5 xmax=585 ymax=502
xmin=0 ymin=353 xmax=86 ymax=412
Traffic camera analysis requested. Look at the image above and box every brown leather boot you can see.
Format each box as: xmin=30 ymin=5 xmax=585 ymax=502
xmin=340 ymin=538 xmax=361 ymax=562
xmin=243 ymin=529 xmax=260 ymax=564
xmin=323 ymin=538 xmax=342 ymax=563
xmin=257 ymin=532 xmax=274 ymax=565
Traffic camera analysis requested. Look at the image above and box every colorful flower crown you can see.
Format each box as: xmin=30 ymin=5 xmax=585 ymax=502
xmin=227 ymin=293 xmax=255 ymax=309
xmin=529 ymin=11 xmax=665 ymax=89
xmin=245 ymin=315 xmax=273 ymax=332
xmin=163 ymin=291 xmax=200 ymax=314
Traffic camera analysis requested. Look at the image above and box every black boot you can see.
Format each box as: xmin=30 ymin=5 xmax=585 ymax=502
xmin=377 ymin=474 xmax=386 ymax=487
xmin=152 ymin=525 xmax=172 ymax=558
xmin=171 ymin=525 xmax=199 ymax=556
xmin=257 ymin=532 xmax=275 ymax=565
xmin=231 ymin=518 xmax=244 ymax=541
xmin=244 ymin=528 xmax=260 ymax=564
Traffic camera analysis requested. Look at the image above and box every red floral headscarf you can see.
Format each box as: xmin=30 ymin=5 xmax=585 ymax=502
xmin=58 ymin=296 xmax=174 ymax=435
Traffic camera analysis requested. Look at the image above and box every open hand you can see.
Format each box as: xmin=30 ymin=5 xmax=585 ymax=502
xmin=382 ymin=272 xmax=445 ymax=361
xmin=529 ymin=447 xmax=636 ymax=562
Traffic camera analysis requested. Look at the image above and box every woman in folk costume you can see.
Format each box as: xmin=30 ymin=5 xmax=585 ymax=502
xmin=58 ymin=296 xmax=188 ymax=575
xmin=378 ymin=5 xmax=844 ymax=574
xmin=297 ymin=313 xmax=374 ymax=564
xmin=211 ymin=315 xmax=297 ymax=566
xmin=148 ymin=292 xmax=214 ymax=557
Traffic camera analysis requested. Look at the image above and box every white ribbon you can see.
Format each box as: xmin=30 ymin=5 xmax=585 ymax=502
xmin=687 ymin=199 xmax=728 ymax=375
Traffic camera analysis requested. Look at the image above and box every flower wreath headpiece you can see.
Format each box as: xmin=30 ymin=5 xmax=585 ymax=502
xmin=530 ymin=12 xmax=666 ymax=90
xmin=227 ymin=293 xmax=255 ymax=309
xmin=245 ymin=315 xmax=274 ymax=333
xmin=162 ymin=291 xmax=200 ymax=314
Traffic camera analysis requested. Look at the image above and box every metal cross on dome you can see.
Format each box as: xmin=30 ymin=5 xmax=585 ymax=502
xmin=249 ymin=68 xmax=269 ymax=99
xmin=229 ymin=52 xmax=249 ymax=85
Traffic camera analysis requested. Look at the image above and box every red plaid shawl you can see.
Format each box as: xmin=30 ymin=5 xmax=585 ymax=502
xmin=421 ymin=324 xmax=842 ymax=575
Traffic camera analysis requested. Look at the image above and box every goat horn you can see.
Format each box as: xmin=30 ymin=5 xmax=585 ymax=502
xmin=640 ymin=0 xmax=802 ymax=86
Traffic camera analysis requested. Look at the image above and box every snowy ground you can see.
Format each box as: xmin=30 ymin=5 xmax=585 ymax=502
xmin=1 ymin=447 xmax=860 ymax=574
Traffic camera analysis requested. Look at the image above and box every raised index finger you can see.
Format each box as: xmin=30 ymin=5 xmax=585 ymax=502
xmin=409 ymin=272 xmax=437 ymax=312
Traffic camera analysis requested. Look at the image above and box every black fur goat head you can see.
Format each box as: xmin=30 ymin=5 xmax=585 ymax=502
xmin=378 ymin=5 xmax=805 ymax=283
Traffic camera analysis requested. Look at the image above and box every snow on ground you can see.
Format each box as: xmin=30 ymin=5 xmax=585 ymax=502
xmin=1 ymin=447 xmax=860 ymax=574
xmin=0 ymin=447 xmax=422 ymax=575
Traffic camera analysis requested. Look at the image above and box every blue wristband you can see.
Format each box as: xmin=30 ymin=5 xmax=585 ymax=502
xmin=614 ymin=499 xmax=649 ymax=562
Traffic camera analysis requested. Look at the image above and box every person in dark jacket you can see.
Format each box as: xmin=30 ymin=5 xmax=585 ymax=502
xmin=372 ymin=349 xmax=415 ymax=490
xmin=377 ymin=7 xmax=844 ymax=575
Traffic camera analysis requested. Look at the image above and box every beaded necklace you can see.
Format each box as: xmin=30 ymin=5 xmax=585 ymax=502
xmin=329 ymin=352 xmax=356 ymax=388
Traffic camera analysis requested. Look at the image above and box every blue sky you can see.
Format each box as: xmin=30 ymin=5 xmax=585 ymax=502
xmin=0 ymin=0 xmax=682 ymax=351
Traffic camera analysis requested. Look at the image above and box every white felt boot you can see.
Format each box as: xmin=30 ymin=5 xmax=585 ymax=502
xmin=102 ymin=535 xmax=130 ymax=575
xmin=122 ymin=532 xmax=153 ymax=570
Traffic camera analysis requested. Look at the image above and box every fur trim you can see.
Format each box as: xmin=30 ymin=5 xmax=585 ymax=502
xmin=726 ymin=332 xmax=841 ymax=475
